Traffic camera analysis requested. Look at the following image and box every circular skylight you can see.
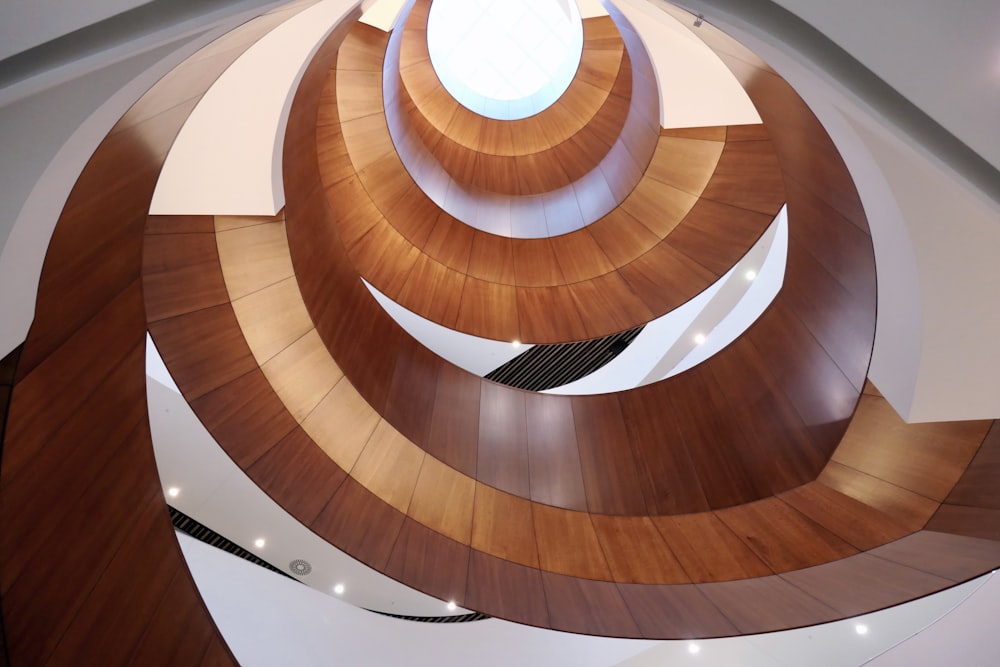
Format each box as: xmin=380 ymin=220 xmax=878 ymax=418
xmin=426 ymin=0 xmax=584 ymax=120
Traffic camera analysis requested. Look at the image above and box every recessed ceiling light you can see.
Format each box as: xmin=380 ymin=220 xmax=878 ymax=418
xmin=745 ymin=269 xmax=757 ymax=281
xmin=166 ymin=486 xmax=180 ymax=498
xmin=333 ymin=583 xmax=345 ymax=595
xmin=694 ymin=333 xmax=706 ymax=345
xmin=855 ymin=623 xmax=869 ymax=635
xmin=511 ymin=340 xmax=521 ymax=348
xmin=688 ymin=642 xmax=700 ymax=654
xmin=254 ymin=538 xmax=266 ymax=548
xmin=447 ymin=601 xmax=457 ymax=611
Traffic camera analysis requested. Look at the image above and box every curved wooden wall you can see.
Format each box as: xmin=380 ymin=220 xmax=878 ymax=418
xmin=141 ymin=9 xmax=1000 ymax=638
xmin=327 ymin=19 xmax=783 ymax=342
xmin=0 ymin=3 xmax=359 ymax=664
xmin=4 ymin=0 xmax=996 ymax=653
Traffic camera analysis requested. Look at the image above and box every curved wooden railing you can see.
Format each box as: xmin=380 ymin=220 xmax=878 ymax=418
xmin=326 ymin=19 xmax=783 ymax=342
xmin=142 ymin=10 xmax=1000 ymax=638
xmin=0 ymin=3 xmax=361 ymax=664
xmin=3 ymin=0 xmax=996 ymax=652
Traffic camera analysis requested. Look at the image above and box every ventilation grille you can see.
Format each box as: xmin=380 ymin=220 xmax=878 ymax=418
xmin=366 ymin=609 xmax=489 ymax=623
xmin=169 ymin=505 xmax=295 ymax=581
xmin=170 ymin=505 xmax=490 ymax=623
xmin=485 ymin=326 xmax=644 ymax=391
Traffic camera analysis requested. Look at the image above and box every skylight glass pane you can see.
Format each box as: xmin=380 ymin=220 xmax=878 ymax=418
xmin=427 ymin=0 xmax=584 ymax=120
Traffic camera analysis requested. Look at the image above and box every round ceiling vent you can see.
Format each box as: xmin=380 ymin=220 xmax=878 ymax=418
xmin=288 ymin=559 xmax=312 ymax=576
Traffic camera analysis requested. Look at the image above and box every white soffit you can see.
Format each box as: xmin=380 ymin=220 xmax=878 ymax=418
xmin=359 ymin=0 xmax=408 ymax=31
xmin=612 ymin=0 xmax=761 ymax=128
xmin=149 ymin=0 xmax=360 ymax=216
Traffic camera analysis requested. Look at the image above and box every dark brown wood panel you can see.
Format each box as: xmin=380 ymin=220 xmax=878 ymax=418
xmin=246 ymin=426 xmax=348 ymax=525
xmin=465 ymin=551 xmax=549 ymax=628
xmin=617 ymin=583 xmax=739 ymax=639
xmin=385 ymin=519 xmax=470 ymax=606
xmin=571 ymin=394 xmax=647 ymax=516
xmin=525 ymin=393 xmax=588 ymax=511
xmin=540 ymin=573 xmax=641 ymax=638
xmin=869 ymin=530 xmax=1000 ymax=582
xmin=780 ymin=553 xmax=952 ymax=618
xmin=699 ymin=576 xmax=840 ymax=634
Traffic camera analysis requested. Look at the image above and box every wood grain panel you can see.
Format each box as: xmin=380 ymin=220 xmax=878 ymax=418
xmin=382 ymin=338 xmax=440 ymax=445
xmin=532 ymin=505 xmax=611 ymax=580
xmin=215 ymin=218 xmax=295 ymax=301
xmin=471 ymin=484 xmax=539 ymax=567
xmin=230 ymin=276 xmax=315 ymax=364
xmin=617 ymin=583 xmax=739 ymax=639
xmin=619 ymin=385 xmax=709 ymax=515
xmin=525 ymin=393 xmax=587 ymax=511
xmin=189 ymin=368 xmax=298 ymax=469
xmin=925 ymin=505 xmax=1000 ymax=543
xmin=945 ymin=422 xmax=1000 ymax=509
xmin=869 ymin=530 xmax=1000 ymax=582
xmin=652 ymin=513 xmax=772 ymax=583
xmin=571 ymin=394 xmax=647 ymax=516
xmin=260 ymin=328 xmax=342 ymax=422
xmin=645 ymin=136 xmax=724 ymax=196
xmin=699 ymin=139 xmax=785 ymax=215
xmin=385 ymin=519 xmax=470 ymax=606
xmin=591 ymin=515 xmax=688 ymax=584
xmin=465 ymin=552 xmax=550 ymax=627
xmin=426 ymin=362 xmax=480 ymax=477
xmin=148 ymin=304 xmax=257 ymax=401
xmin=818 ymin=461 xmax=939 ymax=532
xmin=301 ymin=376 xmax=380 ymax=471
xmin=780 ymin=482 xmax=913 ymax=551
xmin=699 ymin=576 xmax=840 ymax=634
xmin=247 ymin=426 xmax=348 ymax=525
xmin=476 ymin=383 xmax=529 ymax=497
xmin=831 ymin=395 xmax=989 ymax=501
xmin=1 ymin=347 xmax=146 ymax=591
xmin=407 ymin=455 xmax=476 ymax=543
xmin=2 ymin=286 xmax=145 ymax=482
xmin=715 ymin=498 xmax=858 ymax=573
xmin=142 ymin=230 xmax=230 ymax=321
xmin=311 ymin=477 xmax=405 ymax=572
xmin=540 ymin=573 xmax=641 ymax=637
xmin=780 ymin=553 xmax=952 ymax=618
xmin=349 ymin=419 xmax=424 ymax=514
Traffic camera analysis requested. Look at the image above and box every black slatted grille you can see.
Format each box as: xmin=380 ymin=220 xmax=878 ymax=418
xmin=366 ymin=609 xmax=489 ymax=623
xmin=169 ymin=505 xmax=296 ymax=581
xmin=170 ymin=505 xmax=489 ymax=623
xmin=484 ymin=325 xmax=644 ymax=391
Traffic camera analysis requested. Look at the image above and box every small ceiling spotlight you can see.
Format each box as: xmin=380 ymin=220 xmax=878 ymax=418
xmin=688 ymin=642 xmax=701 ymax=654
xmin=693 ymin=14 xmax=704 ymax=27
xmin=693 ymin=333 xmax=707 ymax=345
xmin=166 ymin=486 xmax=180 ymax=498
xmin=511 ymin=340 xmax=521 ymax=348
xmin=333 ymin=583 xmax=345 ymax=595
xmin=447 ymin=601 xmax=458 ymax=611
xmin=254 ymin=538 xmax=266 ymax=549
xmin=855 ymin=623 xmax=869 ymax=635
xmin=745 ymin=269 xmax=757 ymax=281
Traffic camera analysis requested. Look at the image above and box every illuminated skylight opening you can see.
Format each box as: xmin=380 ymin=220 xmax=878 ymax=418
xmin=427 ymin=0 xmax=584 ymax=120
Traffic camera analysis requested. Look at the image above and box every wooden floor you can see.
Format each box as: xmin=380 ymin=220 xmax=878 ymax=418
xmin=3 ymin=0 xmax=999 ymax=657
